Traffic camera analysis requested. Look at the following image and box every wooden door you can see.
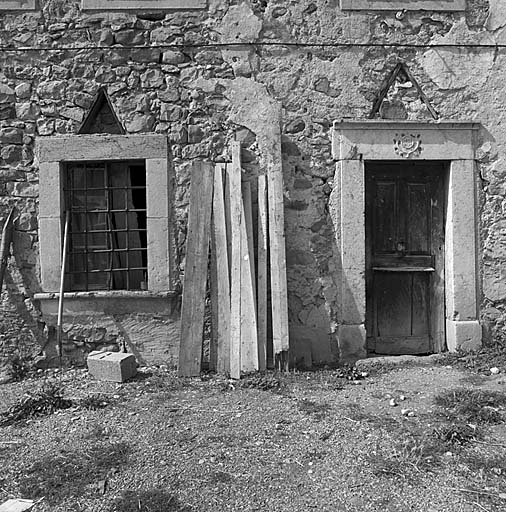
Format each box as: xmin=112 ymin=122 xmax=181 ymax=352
xmin=365 ymin=162 xmax=446 ymax=355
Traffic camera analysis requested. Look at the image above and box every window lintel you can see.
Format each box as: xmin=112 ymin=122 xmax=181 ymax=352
xmin=81 ymin=0 xmax=206 ymax=11
xmin=0 ymin=0 xmax=35 ymax=10
xmin=37 ymin=134 xmax=168 ymax=163
xmin=340 ymin=0 xmax=466 ymax=11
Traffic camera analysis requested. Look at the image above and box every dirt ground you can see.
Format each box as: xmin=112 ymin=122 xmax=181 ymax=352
xmin=1 ymin=352 xmax=506 ymax=512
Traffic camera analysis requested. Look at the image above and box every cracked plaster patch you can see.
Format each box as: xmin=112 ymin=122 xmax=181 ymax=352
xmin=486 ymin=0 xmax=506 ymax=32
xmin=218 ymin=2 xmax=262 ymax=77
xmin=219 ymin=2 xmax=262 ymax=43
xmin=421 ymin=21 xmax=495 ymax=91
xmin=193 ymin=76 xmax=280 ymax=136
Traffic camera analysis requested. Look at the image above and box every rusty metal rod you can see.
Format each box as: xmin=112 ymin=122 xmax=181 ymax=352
xmin=56 ymin=210 xmax=70 ymax=361
xmin=0 ymin=208 xmax=15 ymax=292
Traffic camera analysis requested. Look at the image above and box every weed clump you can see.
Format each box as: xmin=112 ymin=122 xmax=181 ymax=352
xmin=0 ymin=381 xmax=72 ymax=426
xmin=369 ymin=435 xmax=445 ymax=478
xmin=78 ymin=394 xmax=110 ymax=410
xmin=297 ymin=399 xmax=331 ymax=420
xmin=237 ymin=373 xmax=283 ymax=391
xmin=434 ymin=388 xmax=506 ymax=424
xmin=10 ymin=354 xmax=33 ymax=381
xmin=433 ymin=423 xmax=476 ymax=445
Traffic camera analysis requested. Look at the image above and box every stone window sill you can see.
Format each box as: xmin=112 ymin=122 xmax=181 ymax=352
xmin=34 ymin=290 xmax=179 ymax=301
xmin=81 ymin=0 xmax=206 ymax=10
xmin=0 ymin=0 xmax=35 ymax=9
xmin=340 ymin=0 xmax=465 ymax=10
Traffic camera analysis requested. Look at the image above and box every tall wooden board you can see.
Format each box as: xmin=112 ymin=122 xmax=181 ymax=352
xmin=178 ymin=161 xmax=214 ymax=377
xmin=266 ymin=126 xmax=289 ymax=369
xmin=240 ymin=181 xmax=259 ymax=372
xmin=229 ymin=144 xmax=242 ymax=379
xmin=257 ymin=174 xmax=268 ymax=371
xmin=210 ymin=164 xmax=231 ymax=374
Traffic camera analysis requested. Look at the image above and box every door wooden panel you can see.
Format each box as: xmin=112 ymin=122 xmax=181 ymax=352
xmin=407 ymin=183 xmax=429 ymax=253
xmin=366 ymin=162 xmax=446 ymax=355
xmin=375 ymin=181 xmax=397 ymax=253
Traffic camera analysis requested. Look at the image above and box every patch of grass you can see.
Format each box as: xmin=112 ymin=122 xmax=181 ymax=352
xmin=14 ymin=441 xmax=131 ymax=504
xmin=433 ymin=422 xmax=477 ymax=445
xmin=305 ymin=448 xmax=327 ymax=460
xmin=434 ymin=388 xmax=506 ymax=424
xmin=209 ymin=470 xmax=234 ymax=484
xmin=237 ymin=373 xmax=283 ymax=391
xmin=141 ymin=372 xmax=192 ymax=393
xmin=437 ymin=346 xmax=506 ymax=374
xmin=462 ymin=452 xmax=506 ymax=477
xmin=78 ymin=394 xmax=111 ymax=410
xmin=108 ymin=490 xmax=193 ymax=512
xmin=342 ymin=403 xmax=400 ymax=428
xmin=459 ymin=373 xmax=488 ymax=386
xmin=10 ymin=353 xmax=32 ymax=381
xmin=368 ymin=434 xmax=446 ymax=479
xmin=0 ymin=381 xmax=72 ymax=426
xmin=84 ymin=423 xmax=112 ymax=441
xmin=297 ymin=399 xmax=331 ymax=420
xmin=205 ymin=432 xmax=248 ymax=447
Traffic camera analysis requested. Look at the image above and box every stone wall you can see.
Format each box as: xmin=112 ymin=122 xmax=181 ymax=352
xmin=0 ymin=0 xmax=504 ymax=374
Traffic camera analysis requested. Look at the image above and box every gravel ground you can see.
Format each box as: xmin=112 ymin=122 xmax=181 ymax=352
xmin=1 ymin=358 xmax=506 ymax=512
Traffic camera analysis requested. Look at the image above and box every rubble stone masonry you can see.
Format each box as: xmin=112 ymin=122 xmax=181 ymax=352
xmin=0 ymin=0 xmax=503 ymax=377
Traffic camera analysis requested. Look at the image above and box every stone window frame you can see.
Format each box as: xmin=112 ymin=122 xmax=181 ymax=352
xmin=331 ymin=120 xmax=481 ymax=361
xmin=0 ymin=0 xmax=35 ymax=9
xmin=36 ymin=134 xmax=176 ymax=295
xmin=340 ymin=0 xmax=465 ymax=10
xmin=81 ymin=0 xmax=206 ymax=10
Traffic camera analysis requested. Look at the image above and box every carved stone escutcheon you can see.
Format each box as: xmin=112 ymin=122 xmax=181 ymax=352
xmin=393 ymin=133 xmax=422 ymax=158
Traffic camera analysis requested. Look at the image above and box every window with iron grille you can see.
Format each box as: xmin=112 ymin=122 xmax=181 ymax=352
xmin=64 ymin=160 xmax=147 ymax=291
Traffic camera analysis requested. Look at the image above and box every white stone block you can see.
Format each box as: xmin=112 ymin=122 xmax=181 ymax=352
xmin=446 ymin=320 xmax=482 ymax=352
xmin=87 ymin=351 xmax=137 ymax=382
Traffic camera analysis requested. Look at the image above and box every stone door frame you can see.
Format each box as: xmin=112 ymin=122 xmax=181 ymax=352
xmin=331 ymin=120 xmax=481 ymax=361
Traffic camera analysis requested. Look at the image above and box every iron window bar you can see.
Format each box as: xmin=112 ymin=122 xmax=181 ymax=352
xmin=64 ymin=160 xmax=148 ymax=292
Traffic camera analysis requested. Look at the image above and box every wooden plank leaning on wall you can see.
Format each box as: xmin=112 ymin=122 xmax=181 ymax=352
xmin=178 ymin=161 xmax=214 ymax=377
xmin=266 ymin=125 xmax=290 ymax=370
xmin=257 ymin=174 xmax=268 ymax=371
xmin=240 ymin=180 xmax=259 ymax=373
xmin=210 ymin=163 xmax=231 ymax=375
xmin=229 ymin=143 xmax=243 ymax=379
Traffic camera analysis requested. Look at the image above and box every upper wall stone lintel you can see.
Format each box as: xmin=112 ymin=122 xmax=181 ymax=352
xmin=332 ymin=120 xmax=480 ymax=161
xmin=340 ymin=0 xmax=466 ymax=11
xmin=36 ymin=134 xmax=169 ymax=162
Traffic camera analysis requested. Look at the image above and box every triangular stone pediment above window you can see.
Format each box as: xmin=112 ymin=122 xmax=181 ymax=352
xmin=78 ymin=87 xmax=125 ymax=135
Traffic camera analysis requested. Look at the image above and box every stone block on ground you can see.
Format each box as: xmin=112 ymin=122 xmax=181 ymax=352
xmin=0 ymin=499 xmax=37 ymax=512
xmin=87 ymin=351 xmax=137 ymax=382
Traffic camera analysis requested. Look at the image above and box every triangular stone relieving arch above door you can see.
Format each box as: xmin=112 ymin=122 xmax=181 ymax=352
xmin=369 ymin=62 xmax=439 ymax=121
xmin=78 ymin=87 xmax=125 ymax=135
xmin=330 ymin=120 xmax=482 ymax=362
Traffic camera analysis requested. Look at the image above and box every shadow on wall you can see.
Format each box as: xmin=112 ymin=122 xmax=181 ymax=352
xmin=0 ymin=232 xmax=48 ymax=373
xmin=281 ymin=135 xmax=363 ymax=368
